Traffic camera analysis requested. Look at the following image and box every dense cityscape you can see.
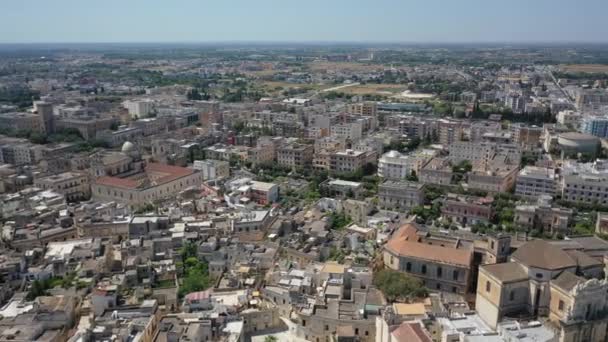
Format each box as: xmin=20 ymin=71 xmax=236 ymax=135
xmin=2 ymin=39 xmax=608 ymax=342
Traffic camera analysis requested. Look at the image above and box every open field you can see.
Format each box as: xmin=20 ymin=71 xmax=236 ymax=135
xmin=560 ymin=64 xmax=608 ymax=73
xmin=329 ymin=83 xmax=406 ymax=95
xmin=308 ymin=61 xmax=384 ymax=72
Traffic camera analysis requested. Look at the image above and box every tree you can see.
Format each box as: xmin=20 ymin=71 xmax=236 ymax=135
xmin=406 ymin=170 xmax=418 ymax=182
xmin=264 ymin=337 xmax=278 ymax=342
xmin=373 ymin=269 xmax=427 ymax=302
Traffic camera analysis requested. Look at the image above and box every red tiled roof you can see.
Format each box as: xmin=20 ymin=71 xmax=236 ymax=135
xmin=95 ymin=163 xmax=195 ymax=189
xmin=95 ymin=176 xmax=139 ymax=189
xmin=385 ymin=224 xmax=472 ymax=268
xmin=146 ymin=162 xmax=194 ymax=184
xmin=391 ymin=322 xmax=433 ymax=342
xmin=185 ymin=289 xmax=212 ymax=302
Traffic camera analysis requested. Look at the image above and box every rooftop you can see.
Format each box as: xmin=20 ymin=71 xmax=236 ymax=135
xmin=385 ymin=224 xmax=472 ymax=268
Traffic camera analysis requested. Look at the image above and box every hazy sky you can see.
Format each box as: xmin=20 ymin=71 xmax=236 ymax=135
xmin=1 ymin=0 xmax=607 ymax=43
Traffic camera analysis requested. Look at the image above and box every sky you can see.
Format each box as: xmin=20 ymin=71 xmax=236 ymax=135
xmin=1 ymin=0 xmax=607 ymax=44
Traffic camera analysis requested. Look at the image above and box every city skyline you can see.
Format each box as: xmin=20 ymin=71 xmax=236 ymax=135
xmin=2 ymin=0 xmax=608 ymax=44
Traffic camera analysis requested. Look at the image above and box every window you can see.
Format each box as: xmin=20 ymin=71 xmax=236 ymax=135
xmin=486 ymin=281 xmax=491 ymax=292
xmin=437 ymin=267 xmax=443 ymax=278
xmin=453 ymin=270 xmax=459 ymax=280
xmin=421 ymin=265 xmax=427 ymax=274
xmin=536 ymin=273 xmax=543 ymax=279
xmin=302 ymin=320 xmax=306 ymax=327
xmin=406 ymin=262 xmax=412 ymax=272
xmin=436 ymin=283 xmax=441 ymax=290
xmin=325 ymin=325 xmax=329 ymax=331
xmin=509 ymin=291 xmax=515 ymax=301
xmin=558 ymin=300 xmax=564 ymax=311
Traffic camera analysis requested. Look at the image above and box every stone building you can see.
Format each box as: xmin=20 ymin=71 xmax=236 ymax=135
xmin=378 ymin=181 xmax=425 ymax=212
xmin=383 ymin=224 xmax=473 ymax=295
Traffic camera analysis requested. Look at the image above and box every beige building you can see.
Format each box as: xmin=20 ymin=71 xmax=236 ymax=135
xmin=383 ymin=224 xmax=473 ymax=295
xmin=515 ymin=201 xmax=573 ymax=234
xmin=441 ymin=194 xmax=493 ymax=226
xmin=92 ymin=162 xmax=204 ymax=208
xmin=34 ymin=171 xmax=90 ymax=202
xmin=549 ymin=273 xmax=608 ymax=342
xmin=476 ymin=240 xmax=605 ymax=330
xmin=329 ymin=149 xmax=376 ymax=174
xmin=0 ymin=112 xmax=46 ymax=134
xmin=378 ymin=181 xmax=425 ymax=212
xmin=276 ymin=143 xmax=314 ymax=169
xmin=419 ymin=157 xmax=453 ymax=186
xmin=348 ymin=102 xmax=377 ymax=116
xmin=468 ymin=158 xmax=519 ymax=193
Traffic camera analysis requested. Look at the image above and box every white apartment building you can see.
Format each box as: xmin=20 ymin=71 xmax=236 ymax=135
xmin=556 ymin=110 xmax=581 ymax=127
xmin=192 ymin=159 xmax=230 ymax=180
xmin=448 ymin=142 xmax=520 ymax=166
xmin=123 ymin=99 xmax=155 ymax=119
xmin=515 ymin=166 xmax=557 ymax=199
xmin=561 ymin=160 xmax=608 ymax=205
xmin=380 ymin=149 xmax=435 ymax=181
xmin=330 ymin=122 xmax=363 ymax=141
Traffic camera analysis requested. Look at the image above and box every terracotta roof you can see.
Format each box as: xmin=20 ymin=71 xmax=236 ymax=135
xmin=551 ymin=271 xmax=584 ymax=293
xmin=511 ymin=240 xmax=576 ymax=270
xmin=385 ymin=224 xmax=472 ymax=268
xmin=391 ymin=322 xmax=433 ymax=342
xmin=481 ymin=262 xmax=528 ymax=283
xmin=566 ymin=250 xmax=603 ymax=269
xmin=146 ymin=162 xmax=194 ymax=183
xmin=95 ymin=176 xmax=139 ymax=189
xmin=95 ymin=163 xmax=195 ymax=190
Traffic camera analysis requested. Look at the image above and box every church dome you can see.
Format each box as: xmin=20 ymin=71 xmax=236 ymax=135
xmin=121 ymin=141 xmax=135 ymax=153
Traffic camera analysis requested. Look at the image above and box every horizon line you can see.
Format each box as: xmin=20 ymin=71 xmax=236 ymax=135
xmin=1 ymin=40 xmax=608 ymax=46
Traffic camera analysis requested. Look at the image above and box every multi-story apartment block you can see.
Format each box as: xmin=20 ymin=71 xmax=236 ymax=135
xmin=249 ymin=181 xmax=279 ymax=205
xmin=575 ymin=88 xmax=608 ymax=110
xmin=192 ymin=159 xmax=230 ymax=180
xmin=562 ymin=173 xmax=608 ymax=206
xmin=581 ymin=115 xmax=608 ymax=138
xmin=556 ymin=110 xmax=581 ymax=127
xmin=34 ymin=171 xmax=90 ymax=202
xmin=328 ymin=149 xmax=376 ymax=174
xmin=378 ymin=181 xmax=425 ymax=212
xmin=348 ymin=102 xmax=377 ymax=116
xmin=441 ymin=194 xmax=493 ymax=226
xmin=330 ymin=122 xmax=363 ymax=141
xmin=448 ymin=141 xmax=520 ymax=166
xmin=512 ymin=124 xmax=542 ymax=149
xmin=276 ymin=143 xmax=314 ymax=169
xmin=515 ymin=166 xmax=558 ymax=199
xmin=419 ymin=157 xmax=453 ymax=186
xmin=383 ymin=223 xmax=473 ymax=295
xmin=438 ymin=119 xmax=468 ymax=145
xmin=469 ymin=121 xmax=502 ymax=142
xmin=383 ymin=115 xmax=437 ymax=140
xmin=122 ymin=99 xmax=155 ymax=119
xmin=0 ymin=112 xmax=46 ymax=134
